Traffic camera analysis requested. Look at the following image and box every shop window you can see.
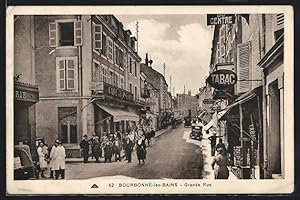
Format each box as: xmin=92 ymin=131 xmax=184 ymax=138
xmin=56 ymin=57 xmax=78 ymax=92
xmin=58 ymin=107 xmax=77 ymax=144
xmin=49 ymin=20 xmax=82 ymax=47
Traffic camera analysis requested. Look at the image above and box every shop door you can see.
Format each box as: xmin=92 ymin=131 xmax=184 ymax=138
xmin=269 ymin=81 xmax=281 ymax=175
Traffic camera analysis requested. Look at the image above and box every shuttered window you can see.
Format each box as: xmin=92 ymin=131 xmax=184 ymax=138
xmin=237 ymin=41 xmax=251 ymax=93
xmin=107 ymin=37 xmax=113 ymax=62
xmin=93 ymin=23 xmax=102 ymax=50
xmin=56 ymin=57 xmax=78 ymax=92
xmin=274 ymin=14 xmax=284 ymax=41
xmin=49 ymin=20 xmax=82 ymax=47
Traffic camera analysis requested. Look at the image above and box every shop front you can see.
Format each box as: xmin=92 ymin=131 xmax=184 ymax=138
xmin=92 ymin=81 xmax=140 ymax=139
xmin=220 ymin=85 xmax=263 ymax=179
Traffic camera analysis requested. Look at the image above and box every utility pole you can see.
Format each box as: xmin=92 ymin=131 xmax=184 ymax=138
xmin=184 ymin=85 xmax=186 ymax=94
xmin=163 ymin=63 xmax=166 ymax=78
xmin=136 ymin=21 xmax=139 ymax=54
xmin=170 ymin=75 xmax=172 ymax=94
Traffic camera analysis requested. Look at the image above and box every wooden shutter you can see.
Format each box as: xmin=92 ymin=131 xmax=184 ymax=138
xmin=57 ymin=59 xmax=66 ymax=91
xmin=67 ymin=59 xmax=75 ymax=89
xmin=93 ymin=23 xmax=102 ymax=50
xmin=74 ymin=21 xmax=82 ymax=46
xmin=49 ymin=22 xmax=57 ymax=47
xmin=237 ymin=41 xmax=251 ymax=93
xmin=276 ymin=13 xmax=284 ymax=30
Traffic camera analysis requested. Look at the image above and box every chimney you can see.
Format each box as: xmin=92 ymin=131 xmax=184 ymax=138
xmin=145 ymin=53 xmax=149 ymax=66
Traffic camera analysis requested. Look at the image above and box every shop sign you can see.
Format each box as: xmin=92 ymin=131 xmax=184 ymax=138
xmin=203 ymin=99 xmax=215 ymax=104
xmin=207 ymin=69 xmax=237 ymax=90
xmin=207 ymin=14 xmax=235 ymax=25
xmin=15 ymin=89 xmax=39 ymax=102
xmin=104 ymin=82 xmax=134 ymax=102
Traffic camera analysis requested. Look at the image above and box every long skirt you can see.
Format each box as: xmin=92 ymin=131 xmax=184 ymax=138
xmin=214 ymin=165 xmax=229 ymax=179
xmin=136 ymin=147 xmax=146 ymax=160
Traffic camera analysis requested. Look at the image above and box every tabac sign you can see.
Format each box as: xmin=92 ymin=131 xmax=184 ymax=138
xmin=207 ymin=14 xmax=235 ymax=25
xmin=206 ymin=69 xmax=237 ymax=90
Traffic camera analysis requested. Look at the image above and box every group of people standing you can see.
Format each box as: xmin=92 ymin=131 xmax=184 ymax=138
xmin=208 ymin=132 xmax=229 ymax=179
xmin=80 ymin=127 xmax=156 ymax=165
xmin=36 ymin=139 xmax=66 ymax=180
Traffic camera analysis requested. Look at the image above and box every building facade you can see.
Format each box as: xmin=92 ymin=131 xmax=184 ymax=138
xmin=175 ymin=91 xmax=198 ymax=118
xmin=29 ymin=15 xmax=144 ymax=157
xmin=205 ymin=14 xmax=285 ymax=179
xmin=14 ymin=16 xmax=40 ymax=158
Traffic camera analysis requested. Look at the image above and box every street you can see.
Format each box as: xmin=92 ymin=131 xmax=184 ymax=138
xmin=65 ymin=125 xmax=203 ymax=179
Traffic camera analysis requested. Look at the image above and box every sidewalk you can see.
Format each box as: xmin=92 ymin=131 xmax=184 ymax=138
xmin=201 ymin=132 xmax=238 ymax=180
xmin=66 ymin=127 xmax=172 ymax=163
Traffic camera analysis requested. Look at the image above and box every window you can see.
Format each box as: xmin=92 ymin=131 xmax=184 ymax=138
xmin=129 ymin=83 xmax=133 ymax=93
xmin=92 ymin=60 xmax=101 ymax=82
xmin=115 ymin=73 xmax=119 ymax=87
xmin=274 ymin=13 xmax=284 ymax=41
xmin=107 ymin=37 xmax=113 ymax=62
xmin=93 ymin=23 xmax=102 ymax=50
xmin=129 ymin=57 xmax=133 ymax=74
xmin=120 ymin=76 xmax=124 ymax=89
xmin=134 ymin=62 xmax=137 ymax=76
xmin=219 ymin=26 xmax=225 ymax=58
xmin=49 ymin=20 xmax=82 ymax=47
xmin=134 ymin=86 xmax=138 ymax=100
xmin=102 ymin=33 xmax=107 ymax=56
xmin=58 ymin=107 xmax=77 ymax=144
xmin=110 ymin=71 xmax=114 ymax=85
xmin=119 ymin=49 xmax=124 ymax=68
xmin=56 ymin=57 xmax=78 ymax=92
xmin=102 ymin=65 xmax=108 ymax=83
xmin=114 ymin=44 xmax=119 ymax=66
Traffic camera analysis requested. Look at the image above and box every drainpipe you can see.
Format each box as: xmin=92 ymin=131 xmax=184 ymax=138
xmin=77 ymin=15 xmax=83 ymax=142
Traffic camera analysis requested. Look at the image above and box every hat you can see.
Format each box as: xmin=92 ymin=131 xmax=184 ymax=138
xmin=55 ymin=139 xmax=60 ymax=144
xmin=83 ymin=134 xmax=88 ymax=137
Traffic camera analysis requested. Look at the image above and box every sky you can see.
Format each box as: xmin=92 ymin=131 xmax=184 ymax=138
xmin=117 ymin=14 xmax=214 ymax=96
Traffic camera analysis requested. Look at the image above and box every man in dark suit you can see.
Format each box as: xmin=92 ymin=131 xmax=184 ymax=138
xmin=80 ymin=134 xmax=90 ymax=163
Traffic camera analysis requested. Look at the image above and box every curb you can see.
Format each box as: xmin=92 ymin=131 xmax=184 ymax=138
xmin=66 ymin=128 xmax=172 ymax=163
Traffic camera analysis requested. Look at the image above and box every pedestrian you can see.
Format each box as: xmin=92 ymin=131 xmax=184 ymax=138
xmin=90 ymin=133 xmax=97 ymax=159
xmin=211 ymin=147 xmax=229 ymax=179
xmin=92 ymin=136 xmax=102 ymax=162
xmin=136 ymin=136 xmax=147 ymax=165
xmin=104 ymin=140 xmax=113 ymax=163
xmin=80 ymin=134 xmax=90 ymax=163
xmin=208 ymin=133 xmax=218 ymax=156
xmin=216 ymin=138 xmax=226 ymax=153
xmin=124 ymin=137 xmax=134 ymax=163
xmin=149 ymin=128 xmax=155 ymax=146
xmin=50 ymin=140 xmax=66 ymax=180
xmin=37 ymin=142 xmax=47 ymax=178
xmin=113 ymin=137 xmax=122 ymax=162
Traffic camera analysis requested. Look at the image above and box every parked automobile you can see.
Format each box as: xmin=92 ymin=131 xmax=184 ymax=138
xmin=14 ymin=144 xmax=36 ymax=180
xmin=190 ymin=125 xmax=203 ymax=141
xmin=184 ymin=117 xmax=192 ymax=127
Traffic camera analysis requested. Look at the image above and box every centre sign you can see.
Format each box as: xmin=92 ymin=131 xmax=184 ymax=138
xmin=207 ymin=14 xmax=235 ymax=25
xmin=206 ymin=69 xmax=237 ymax=90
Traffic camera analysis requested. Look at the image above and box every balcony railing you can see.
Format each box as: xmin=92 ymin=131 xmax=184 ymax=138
xmin=90 ymin=81 xmax=134 ymax=102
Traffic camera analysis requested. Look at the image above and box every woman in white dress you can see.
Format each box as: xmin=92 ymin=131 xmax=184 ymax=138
xmin=37 ymin=142 xmax=47 ymax=178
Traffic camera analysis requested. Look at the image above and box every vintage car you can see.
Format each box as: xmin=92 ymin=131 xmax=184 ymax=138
xmin=14 ymin=144 xmax=36 ymax=180
xmin=190 ymin=125 xmax=203 ymax=141
xmin=184 ymin=117 xmax=192 ymax=127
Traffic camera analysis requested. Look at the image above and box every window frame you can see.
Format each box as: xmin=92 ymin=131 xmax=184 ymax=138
xmin=92 ymin=59 xmax=102 ymax=82
xmin=107 ymin=36 xmax=114 ymax=63
xmin=56 ymin=56 xmax=78 ymax=93
xmin=54 ymin=19 xmax=77 ymax=48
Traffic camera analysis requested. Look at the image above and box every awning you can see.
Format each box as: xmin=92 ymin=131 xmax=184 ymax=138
xmin=94 ymin=103 xmax=139 ymax=122
xmin=203 ymin=109 xmax=229 ymax=131
xmin=220 ymin=85 xmax=262 ymax=111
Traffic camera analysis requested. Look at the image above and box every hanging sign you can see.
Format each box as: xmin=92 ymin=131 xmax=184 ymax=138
xmin=206 ymin=69 xmax=237 ymax=90
xmin=207 ymin=14 xmax=236 ymax=25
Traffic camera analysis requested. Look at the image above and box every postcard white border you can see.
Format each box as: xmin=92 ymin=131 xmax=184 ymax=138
xmin=6 ymin=5 xmax=294 ymax=195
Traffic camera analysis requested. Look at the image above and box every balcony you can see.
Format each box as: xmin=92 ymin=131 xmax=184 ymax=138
xmin=90 ymin=81 xmax=134 ymax=103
